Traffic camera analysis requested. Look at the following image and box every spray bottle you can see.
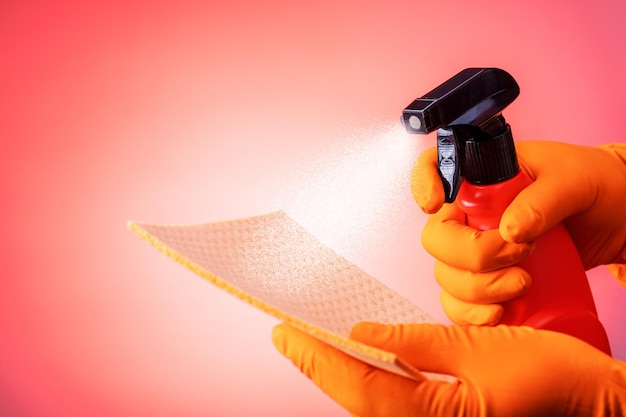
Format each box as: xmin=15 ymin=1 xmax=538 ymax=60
xmin=401 ymin=68 xmax=611 ymax=355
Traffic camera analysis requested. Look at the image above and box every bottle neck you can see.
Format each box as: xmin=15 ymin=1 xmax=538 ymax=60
xmin=464 ymin=117 xmax=519 ymax=185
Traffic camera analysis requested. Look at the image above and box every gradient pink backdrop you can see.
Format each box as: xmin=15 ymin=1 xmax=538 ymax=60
xmin=2 ymin=1 xmax=625 ymax=416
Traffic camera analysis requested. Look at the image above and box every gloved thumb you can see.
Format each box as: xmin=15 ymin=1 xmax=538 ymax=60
xmin=350 ymin=322 xmax=471 ymax=376
xmin=498 ymin=142 xmax=607 ymax=244
xmin=498 ymin=177 xmax=585 ymax=244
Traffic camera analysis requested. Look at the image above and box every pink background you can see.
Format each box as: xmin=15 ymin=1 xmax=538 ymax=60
xmin=2 ymin=1 xmax=625 ymax=416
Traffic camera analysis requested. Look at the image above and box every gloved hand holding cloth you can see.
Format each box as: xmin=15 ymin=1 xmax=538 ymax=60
xmin=273 ymin=321 xmax=626 ymax=417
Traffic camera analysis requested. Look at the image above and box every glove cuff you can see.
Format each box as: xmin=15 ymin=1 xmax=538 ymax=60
xmin=599 ymin=143 xmax=626 ymax=286
xmin=600 ymin=142 xmax=626 ymax=165
xmin=607 ymin=264 xmax=626 ymax=289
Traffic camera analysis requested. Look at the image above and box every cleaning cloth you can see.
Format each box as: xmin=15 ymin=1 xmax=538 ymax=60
xmin=128 ymin=211 xmax=442 ymax=381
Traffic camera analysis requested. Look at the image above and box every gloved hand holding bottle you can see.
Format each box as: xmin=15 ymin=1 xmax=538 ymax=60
xmin=414 ymin=140 xmax=626 ymax=326
xmin=401 ymin=68 xmax=616 ymax=352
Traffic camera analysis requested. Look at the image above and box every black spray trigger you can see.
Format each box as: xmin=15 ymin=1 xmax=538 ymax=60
xmin=437 ymin=124 xmax=500 ymax=202
xmin=436 ymin=128 xmax=463 ymax=203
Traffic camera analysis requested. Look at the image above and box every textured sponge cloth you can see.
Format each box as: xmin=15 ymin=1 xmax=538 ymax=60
xmin=128 ymin=211 xmax=438 ymax=381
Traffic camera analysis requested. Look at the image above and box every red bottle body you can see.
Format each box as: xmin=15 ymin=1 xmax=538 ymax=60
xmin=457 ymin=171 xmax=611 ymax=355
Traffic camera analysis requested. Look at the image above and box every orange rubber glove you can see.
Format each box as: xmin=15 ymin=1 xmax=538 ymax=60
xmin=413 ymin=141 xmax=626 ymax=325
xmin=272 ymin=321 xmax=626 ymax=417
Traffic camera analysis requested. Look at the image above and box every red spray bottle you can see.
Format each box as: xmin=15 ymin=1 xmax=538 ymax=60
xmin=401 ymin=68 xmax=611 ymax=355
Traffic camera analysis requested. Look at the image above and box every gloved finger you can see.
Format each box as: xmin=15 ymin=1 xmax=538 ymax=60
xmin=411 ymin=147 xmax=445 ymax=214
xmin=273 ymin=323 xmax=469 ymax=417
xmin=500 ymin=141 xmax=601 ymax=244
xmin=439 ymin=291 xmax=503 ymax=325
xmin=434 ymin=261 xmax=531 ymax=304
xmin=499 ymin=179 xmax=587 ymax=244
xmin=423 ymin=204 xmax=535 ymax=272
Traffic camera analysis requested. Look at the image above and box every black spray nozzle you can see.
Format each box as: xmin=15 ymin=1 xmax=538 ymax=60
xmin=402 ymin=68 xmax=521 ymax=202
